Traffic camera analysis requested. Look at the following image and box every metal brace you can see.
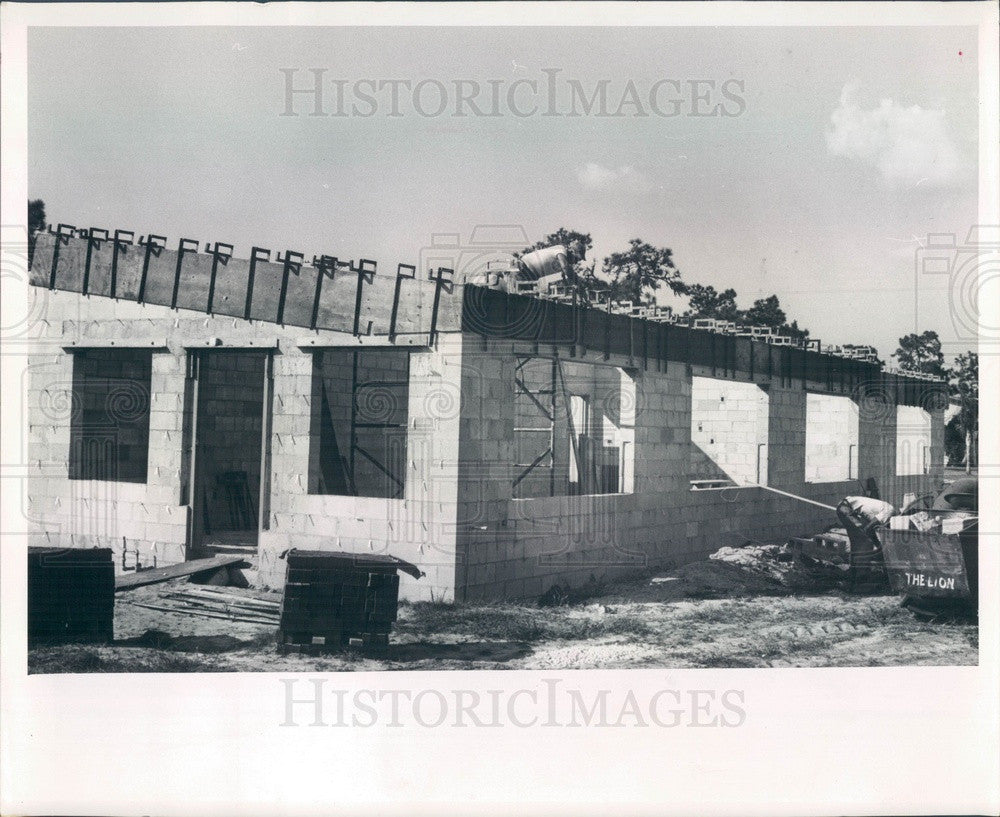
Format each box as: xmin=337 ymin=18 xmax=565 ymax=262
xmin=137 ymin=234 xmax=167 ymax=303
xmin=244 ymin=246 xmax=271 ymax=320
xmin=389 ymin=263 xmax=417 ymax=343
xmin=170 ymin=237 xmax=200 ymax=309
xmin=275 ymin=250 xmax=304 ymax=325
xmin=47 ymin=223 xmax=76 ymax=290
xmin=81 ymin=227 xmax=108 ymax=296
xmin=351 ymin=258 xmax=377 ymax=336
xmin=310 ymin=254 xmax=338 ymax=329
xmin=109 ymin=229 xmax=134 ymax=298
xmin=204 ymin=241 xmax=234 ymax=314
xmin=428 ymin=266 xmax=454 ymax=345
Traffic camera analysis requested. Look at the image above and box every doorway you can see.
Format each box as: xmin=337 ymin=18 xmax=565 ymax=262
xmin=184 ymin=349 xmax=273 ymax=552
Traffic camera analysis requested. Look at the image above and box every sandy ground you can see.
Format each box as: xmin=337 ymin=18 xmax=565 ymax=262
xmin=29 ymin=548 xmax=978 ymax=673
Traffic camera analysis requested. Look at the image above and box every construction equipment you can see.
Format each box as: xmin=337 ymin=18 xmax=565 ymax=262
xmin=876 ymin=479 xmax=979 ymax=620
xmin=734 ymin=484 xmax=894 ymax=591
xmin=774 ymin=478 xmax=979 ymax=614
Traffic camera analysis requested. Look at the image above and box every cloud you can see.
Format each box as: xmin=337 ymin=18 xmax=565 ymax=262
xmin=576 ymin=162 xmax=648 ymax=192
xmin=826 ymin=85 xmax=964 ymax=188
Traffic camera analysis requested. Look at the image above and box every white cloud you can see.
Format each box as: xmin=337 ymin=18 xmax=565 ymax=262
xmin=826 ymin=85 xmax=964 ymax=188
xmin=576 ymin=162 xmax=648 ymax=192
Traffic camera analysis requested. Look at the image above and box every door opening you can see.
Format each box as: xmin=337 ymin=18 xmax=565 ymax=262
xmin=184 ymin=349 xmax=272 ymax=553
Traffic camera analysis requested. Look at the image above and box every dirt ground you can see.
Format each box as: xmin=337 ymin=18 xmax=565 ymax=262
xmin=29 ymin=546 xmax=978 ymax=672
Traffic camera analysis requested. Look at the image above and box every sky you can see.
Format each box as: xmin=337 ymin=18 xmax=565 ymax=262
xmin=27 ymin=26 xmax=980 ymax=361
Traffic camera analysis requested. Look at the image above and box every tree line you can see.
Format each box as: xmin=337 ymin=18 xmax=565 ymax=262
xmin=519 ymin=227 xmax=810 ymax=337
xmin=522 ymin=227 xmax=977 ymax=472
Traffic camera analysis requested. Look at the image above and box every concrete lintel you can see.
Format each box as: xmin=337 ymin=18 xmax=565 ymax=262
xmin=62 ymin=338 xmax=169 ymax=351
xmin=295 ymin=334 xmax=436 ymax=350
xmin=182 ymin=338 xmax=279 ymax=349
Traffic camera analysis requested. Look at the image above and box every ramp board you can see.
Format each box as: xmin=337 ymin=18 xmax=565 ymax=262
xmin=115 ymin=554 xmax=249 ymax=591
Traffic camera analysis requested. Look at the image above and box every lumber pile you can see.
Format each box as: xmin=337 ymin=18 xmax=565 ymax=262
xmin=124 ymin=585 xmax=281 ymax=625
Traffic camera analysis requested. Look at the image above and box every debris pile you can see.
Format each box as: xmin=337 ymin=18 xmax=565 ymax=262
xmin=709 ymin=542 xmax=847 ymax=590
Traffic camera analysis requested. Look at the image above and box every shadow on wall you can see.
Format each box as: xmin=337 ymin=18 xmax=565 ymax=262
xmin=513 ymin=357 xmax=635 ymax=499
xmin=689 ymin=377 xmax=769 ymax=487
xmin=805 ymin=393 xmax=859 ymax=484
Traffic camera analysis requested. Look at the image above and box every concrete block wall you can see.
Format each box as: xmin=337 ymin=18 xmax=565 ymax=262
xmin=455 ymin=336 xmax=946 ymax=601
xmin=26 ymin=289 xmax=465 ymax=599
xmin=856 ymin=397 xmax=944 ymax=507
xmin=896 ymin=405 xmax=933 ymax=477
xmin=26 ymin=293 xmax=191 ymax=567
xmin=256 ymin=334 xmax=465 ymax=602
xmin=25 ymin=284 xmax=947 ymax=603
xmin=805 ymin=393 xmax=860 ymax=483
xmin=689 ymin=376 xmax=769 ymax=485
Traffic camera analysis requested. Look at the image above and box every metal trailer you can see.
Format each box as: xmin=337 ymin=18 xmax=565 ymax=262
xmin=877 ymin=521 xmax=978 ymax=620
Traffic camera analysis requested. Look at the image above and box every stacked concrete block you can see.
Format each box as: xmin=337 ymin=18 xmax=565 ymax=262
xmin=26 ymin=285 xmax=465 ymax=593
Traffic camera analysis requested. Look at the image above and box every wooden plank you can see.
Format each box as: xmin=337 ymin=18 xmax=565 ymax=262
xmin=173 ymin=250 xmax=214 ymax=313
xmin=50 ymin=233 xmax=88 ymax=292
xmin=134 ymin=240 xmax=177 ymax=307
xmin=83 ymin=236 xmax=117 ymax=297
xmin=279 ymin=258 xmax=322 ymax=327
xmin=206 ymin=252 xmax=246 ymax=317
xmin=160 ymin=594 xmax=281 ymax=616
xmin=311 ymin=264 xmax=363 ymax=331
xmin=112 ymin=239 xmax=145 ymax=300
xmin=115 ymin=554 xmax=247 ymax=591
xmin=161 ymin=591 xmax=280 ymax=614
xmin=125 ymin=600 xmax=277 ymax=625
xmin=168 ymin=595 xmax=279 ymax=611
xmin=247 ymin=257 xmax=287 ymax=323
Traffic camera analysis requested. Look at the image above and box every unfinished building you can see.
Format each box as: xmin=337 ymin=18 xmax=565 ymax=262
xmin=23 ymin=226 xmax=948 ymax=601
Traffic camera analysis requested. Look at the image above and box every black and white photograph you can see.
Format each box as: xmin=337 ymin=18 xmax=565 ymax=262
xmin=1 ymin=2 xmax=997 ymax=815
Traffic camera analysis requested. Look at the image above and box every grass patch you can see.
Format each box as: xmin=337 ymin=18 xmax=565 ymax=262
xmin=29 ymin=646 xmax=207 ymax=674
xmin=401 ymin=602 xmax=654 ymax=643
